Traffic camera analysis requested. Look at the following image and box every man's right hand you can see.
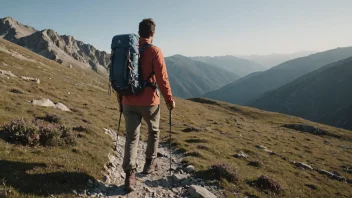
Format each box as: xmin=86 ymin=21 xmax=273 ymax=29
xmin=166 ymin=101 xmax=175 ymax=111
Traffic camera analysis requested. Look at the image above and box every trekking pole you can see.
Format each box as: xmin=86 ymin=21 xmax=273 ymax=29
xmin=118 ymin=111 xmax=122 ymax=132
xmin=169 ymin=110 xmax=172 ymax=176
xmin=115 ymin=111 xmax=122 ymax=151
xmin=116 ymin=95 xmax=123 ymax=150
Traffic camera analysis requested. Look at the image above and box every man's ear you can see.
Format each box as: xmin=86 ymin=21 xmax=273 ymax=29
xmin=150 ymin=31 xmax=155 ymax=37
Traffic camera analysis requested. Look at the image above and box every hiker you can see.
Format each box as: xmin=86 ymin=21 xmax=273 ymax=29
xmin=116 ymin=18 xmax=175 ymax=191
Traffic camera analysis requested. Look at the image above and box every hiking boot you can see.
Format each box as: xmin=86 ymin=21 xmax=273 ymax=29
xmin=142 ymin=158 xmax=158 ymax=174
xmin=124 ymin=169 xmax=136 ymax=191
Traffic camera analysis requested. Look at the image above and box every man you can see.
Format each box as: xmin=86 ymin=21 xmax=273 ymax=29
xmin=118 ymin=18 xmax=175 ymax=191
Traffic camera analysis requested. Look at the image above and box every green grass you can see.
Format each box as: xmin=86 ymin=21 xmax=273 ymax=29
xmin=172 ymin=98 xmax=352 ymax=197
xmin=0 ymin=38 xmax=351 ymax=197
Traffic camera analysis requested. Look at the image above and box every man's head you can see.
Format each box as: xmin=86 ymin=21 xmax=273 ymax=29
xmin=139 ymin=18 xmax=156 ymax=40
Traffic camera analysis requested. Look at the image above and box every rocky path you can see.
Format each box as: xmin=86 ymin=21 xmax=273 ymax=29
xmin=78 ymin=128 xmax=221 ymax=198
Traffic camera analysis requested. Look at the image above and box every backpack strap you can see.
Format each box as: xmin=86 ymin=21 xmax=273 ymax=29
xmin=139 ymin=44 xmax=157 ymax=89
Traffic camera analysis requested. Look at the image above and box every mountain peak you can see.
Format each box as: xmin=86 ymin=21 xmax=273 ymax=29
xmin=41 ymin=29 xmax=59 ymax=36
xmin=0 ymin=16 xmax=37 ymax=40
xmin=0 ymin=17 xmax=110 ymax=72
xmin=2 ymin=16 xmax=15 ymax=22
xmin=170 ymin=54 xmax=187 ymax=58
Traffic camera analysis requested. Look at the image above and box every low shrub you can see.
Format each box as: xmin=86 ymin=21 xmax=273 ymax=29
xmin=2 ymin=118 xmax=39 ymax=146
xmin=37 ymin=114 xmax=63 ymax=124
xmin=254 ymin=175 xmax=283 ymax=193
xmin=2 ymin=118 xmax=76 ymax=147
xmin=208 ymin=163 xmax=239 ymax=183
xmin=72 ymin=125 xmax=90 ymax=133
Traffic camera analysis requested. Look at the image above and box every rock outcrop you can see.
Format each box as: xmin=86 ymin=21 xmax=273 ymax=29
xmin=0 ymin=16 xmax=36 ymax=41
xmin=0 ymin=17 xmax=110 ymax=73
xmin=31 ymin=98 xmax=71 ymax=112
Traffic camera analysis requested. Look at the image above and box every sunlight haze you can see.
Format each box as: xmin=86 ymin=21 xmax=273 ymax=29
xmin=1 ymin=0 xmax=351 ymax=56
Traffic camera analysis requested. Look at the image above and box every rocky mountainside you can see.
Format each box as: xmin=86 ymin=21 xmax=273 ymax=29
xmin=203 ymin=46 xmax=352 ymax=105
xmin=0 ymin=16 xmax=37 ymax=41
xmin=165 ymin=55 xmax=239 ymax=98
xmin=250 ymin=56 xmax=352 ymax=130
xmin=0 ymin=16 xmax=109 ymax=72
xmin=192 ymin=55 xmax=264 ymax=77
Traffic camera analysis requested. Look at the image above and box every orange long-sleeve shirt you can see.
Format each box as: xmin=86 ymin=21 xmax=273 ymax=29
xmin=122 ymin=38 xmax=173 ymax=106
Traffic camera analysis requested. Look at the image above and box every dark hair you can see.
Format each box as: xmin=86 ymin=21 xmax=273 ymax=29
xmin=139 ymin=18 xmax=156 ymax=38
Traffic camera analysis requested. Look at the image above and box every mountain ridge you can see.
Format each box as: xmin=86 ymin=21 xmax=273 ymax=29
xmin=165 ymin=54 xmax=239 ymax=98
xmin=0 ymin=16 xmax=109 ymax=72
xmin=249 ymin=56 xmax=352 ymax=130
xmin=191 ymin=55 xmax=264 ymax=77
xmin=238 ymin=51 xmax=316 ymax=68
xmin=203 ymin=46 xmax=352 ymax=105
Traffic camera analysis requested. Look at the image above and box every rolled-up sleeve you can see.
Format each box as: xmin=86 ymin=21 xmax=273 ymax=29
xmin=153 ymin=48 xmax=173 ymax=103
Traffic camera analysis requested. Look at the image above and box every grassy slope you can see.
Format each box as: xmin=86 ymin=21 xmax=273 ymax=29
xmin=0 ymin=39 xmax=351 ymax=197
xmin=175 ymin=98 xmax=352 ymax=197
xmin=0 ymin=38 xmax=118 ymax=197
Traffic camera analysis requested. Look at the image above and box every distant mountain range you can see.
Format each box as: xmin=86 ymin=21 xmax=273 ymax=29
xmin=250 ymin=56 xmax=352 ymax=130
xmin=238 ymin=51 xmax=316 ymax=69
xmin=0 ymin=16 xmax=109 ymax=72
xmin=165 ymin=55 xmax=239 ymax=98
xmin=191 ymin=55 xmax=264 ymax=77
xmin=203 ymin=46 xmax=352 ymax=105
xmin=0 ymin=16 xmax=260 ymax=98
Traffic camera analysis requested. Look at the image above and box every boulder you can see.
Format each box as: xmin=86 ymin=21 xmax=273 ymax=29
xmin=21 ymin=76 xmax=40 ymax=84
xmin=293 ymin=162 xmax=313 ymax=170
xmin=188 ymin=185 xmax=217 ymax=198
xmin=172 ymin=174 xmax=189 ymax=183
xmin=342 ymin=165 xmax=352 ymax=173
xmin=56 ymin=59 xmax=63 ymax=64
xmin=31 ymin=99 xmax=70 ymax=112
xmin=0 ymin=69 xmax=16 ymax=78
xmin=234 ymin=151 xmax=248 ymax=159
xmin=256 ymin=145 xmax=272 ymax=153
xmin=32 ymin=98 xmax=55 ymax=107
xmin=185 ymin=165 xmax=195 ymax=173
xmin=318 ymin=170 xmax=346 ymax=182
xmin=54 ymin=102 xmax=71 ymax=112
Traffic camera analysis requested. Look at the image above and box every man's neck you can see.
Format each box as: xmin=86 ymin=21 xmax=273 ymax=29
xmin=140 ymin=37 xmax=153 ymax=43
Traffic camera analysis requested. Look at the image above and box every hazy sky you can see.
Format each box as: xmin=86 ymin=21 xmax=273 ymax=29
xmin=1 ymin=0 xmax=352 ymax=56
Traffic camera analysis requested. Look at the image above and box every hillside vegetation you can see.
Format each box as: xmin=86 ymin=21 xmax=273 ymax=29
xmin=0 ymin=39 xmax=351 ymax=197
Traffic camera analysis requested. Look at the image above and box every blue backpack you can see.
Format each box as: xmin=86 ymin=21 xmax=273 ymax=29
xmin=109 ymin=34 xmax=155 ymax=96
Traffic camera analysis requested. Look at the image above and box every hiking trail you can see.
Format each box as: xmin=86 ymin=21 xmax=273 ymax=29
xmin=76 ymin=128 xmax=222 ymax=198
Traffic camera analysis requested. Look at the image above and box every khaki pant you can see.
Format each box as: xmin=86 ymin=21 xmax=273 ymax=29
xmin=122 ymin=105 xmax=160 ymax=171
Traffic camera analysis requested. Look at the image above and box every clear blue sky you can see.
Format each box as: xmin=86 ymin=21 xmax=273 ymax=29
xmin=1 ymin=0 xmax=352 ymax=56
